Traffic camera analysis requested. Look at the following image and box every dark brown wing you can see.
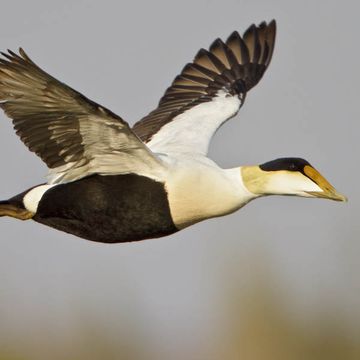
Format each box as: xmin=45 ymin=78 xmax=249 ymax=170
xmin=0 ymin=49 xmax=161 ymax=183
xmin=133 ymin=20 xmax=276 ymax=152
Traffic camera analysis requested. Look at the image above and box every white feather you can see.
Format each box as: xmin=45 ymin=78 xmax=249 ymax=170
xmin=147 ymin=91 xmax=241 ymax=155
xmin=23 ymin=185 xmax=56 ymax=213
xmin=163 ymin=156 xmax=256 ymax=229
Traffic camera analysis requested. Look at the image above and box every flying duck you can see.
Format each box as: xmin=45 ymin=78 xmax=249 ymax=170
xmin=0 ymin=20 xmax=346 ymax=243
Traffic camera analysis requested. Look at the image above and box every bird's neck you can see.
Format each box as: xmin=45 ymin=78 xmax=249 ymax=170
xmin=224 ymin=167 xmax=259 ymax=203
xmin=239 ymin=165 xmax=270 ymax=195
xmin=165 ymin=165 xmax=257 ymax=230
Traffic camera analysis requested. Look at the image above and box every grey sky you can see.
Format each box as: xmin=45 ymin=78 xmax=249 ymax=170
xmin=0 ymin=1 xmax=359 ymax=359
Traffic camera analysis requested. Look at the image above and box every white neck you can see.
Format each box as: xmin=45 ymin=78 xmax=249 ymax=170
xmin=224 ymin=167 xmax=259 ymax=204
xmin=165 ymin=165 xmax=258 ymax=229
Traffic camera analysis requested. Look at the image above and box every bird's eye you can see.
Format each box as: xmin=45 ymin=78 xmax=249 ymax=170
xmin=289 ymin=163 xmax=296 ymax=171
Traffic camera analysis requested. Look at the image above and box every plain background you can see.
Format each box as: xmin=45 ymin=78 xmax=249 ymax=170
xmin=0 ymin=1 xmax=358 ymax=359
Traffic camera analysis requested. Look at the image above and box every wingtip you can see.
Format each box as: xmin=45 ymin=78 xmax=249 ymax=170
xmin=226 ymin=30 xmax=241 ymax=45
xmin=0 ymin=48 xmax=29 ymax=62
xmin=209 ymin=37 xmax=227 ymax=53
xmin=245 ymin=19 xmax=277 ymax=33
xmin=243 ymin=23 xmax=257 ymax=39
xmin=269 ymin=19 xmax=277 ymax=26
xmin=18 ymin=47 xmax=31 ymax=61
xmin=268 ymin=19 xmax=277 ymax=34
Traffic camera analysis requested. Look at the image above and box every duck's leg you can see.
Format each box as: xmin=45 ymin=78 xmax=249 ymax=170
xmin=0 ymin=200 xmax=34 ymax=220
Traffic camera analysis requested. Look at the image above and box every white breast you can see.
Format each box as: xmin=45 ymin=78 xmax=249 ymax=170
xmin=164 ymin=160 xmax=254 ymax=229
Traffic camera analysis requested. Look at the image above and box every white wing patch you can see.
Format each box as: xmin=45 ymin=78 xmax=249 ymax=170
xmin=147 ymin=91 xmax=241 ymax=155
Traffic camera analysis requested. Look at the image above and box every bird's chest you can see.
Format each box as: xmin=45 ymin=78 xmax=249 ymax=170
xmin=165 ymin=168 xmax=242 ymax=229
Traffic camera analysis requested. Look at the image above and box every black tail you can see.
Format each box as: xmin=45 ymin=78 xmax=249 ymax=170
xmin=0 ymin=200 xmax=10 ymax=216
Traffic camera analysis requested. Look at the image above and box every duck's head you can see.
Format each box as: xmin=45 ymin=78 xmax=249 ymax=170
xmin=241 ymin=157 xmax=347 ymax=201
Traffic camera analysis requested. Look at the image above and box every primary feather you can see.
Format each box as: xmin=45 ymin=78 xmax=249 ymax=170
xmin=133 ymin=20 xmax=276 ymax=155
xmin=0 ymin=49 xmax=162 ymax=184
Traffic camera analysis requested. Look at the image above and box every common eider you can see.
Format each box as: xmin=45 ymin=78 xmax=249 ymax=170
xmin=0 ymin=20 xmax=346 ymax=243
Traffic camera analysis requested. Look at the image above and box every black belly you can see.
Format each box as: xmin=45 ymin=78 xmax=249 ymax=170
xmin=33 ymin=174 xmax=178 ymax=243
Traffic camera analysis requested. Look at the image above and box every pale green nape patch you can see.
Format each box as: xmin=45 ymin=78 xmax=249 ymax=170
xmin=240 ymin=165 xmax=322 ymax=197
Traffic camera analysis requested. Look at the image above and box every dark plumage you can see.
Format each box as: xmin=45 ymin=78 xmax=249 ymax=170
xmin=33 ymin=174 xmax=177 ymax=243
xmin=0 ymin=20 xmax=346 ymax=243
xmin=260 ymin=158 xmax=311 ymax=172
xmin=133 ymin=20 xmax=276 ymax=142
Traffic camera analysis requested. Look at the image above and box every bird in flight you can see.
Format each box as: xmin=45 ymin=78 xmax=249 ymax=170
xmin=0 ymin=20 xmax=346 ymax=243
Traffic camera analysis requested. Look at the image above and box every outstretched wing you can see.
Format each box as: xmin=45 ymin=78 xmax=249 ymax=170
xmin=133 ymin=20 xmax=276 ymax=155
xmin=0 ymin=49 xmax=162 ymax=184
